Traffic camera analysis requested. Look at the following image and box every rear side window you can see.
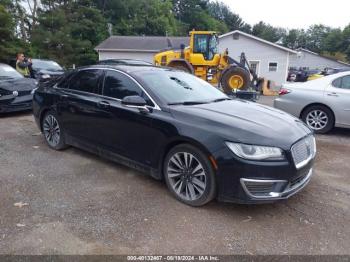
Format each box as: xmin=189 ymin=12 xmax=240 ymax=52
xmin=341 ymin=76 xmax=350 ymax=89
xmin=332 ymin=76 xmax=350 ymax=89
xmin=103 ymin=70 xmax=154 ymax=106
xmin=68 ymin=69 xmax=103 ymax=94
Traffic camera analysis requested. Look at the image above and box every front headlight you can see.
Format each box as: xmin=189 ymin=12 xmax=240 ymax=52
xmin=226 ymin=142 xmax=285 ymax=161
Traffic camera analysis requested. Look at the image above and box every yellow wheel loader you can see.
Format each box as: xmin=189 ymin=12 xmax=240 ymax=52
xmin=153 ymin=30 xmax=259 ymax=95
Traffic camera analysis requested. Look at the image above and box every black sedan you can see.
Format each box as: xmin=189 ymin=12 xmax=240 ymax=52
xmin=0 ymin=63 xmax=37 ymax=113
xmin=33 ymin=65 xmax=316 ymax=206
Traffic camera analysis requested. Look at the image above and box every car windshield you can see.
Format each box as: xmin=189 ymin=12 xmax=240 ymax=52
xmin=138 ymin=70 xmax=228 ymax=105
xmin=32 ymin=60 xmax=63 ymax=71
xmin=0 ymin=65 xmax=24 ymax=80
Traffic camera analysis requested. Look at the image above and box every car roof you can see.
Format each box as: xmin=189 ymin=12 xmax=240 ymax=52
xmin=97 ymin=59 xmax=152 ymax=65
xmin=80 ymin=64 xmax=174 ymax=74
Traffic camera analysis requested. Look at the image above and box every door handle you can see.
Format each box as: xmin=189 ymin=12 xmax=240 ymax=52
xmin=98 ymin=101 xmax=110 ymax=108
xmin=327 ymin=92 xmax=338 ymax=97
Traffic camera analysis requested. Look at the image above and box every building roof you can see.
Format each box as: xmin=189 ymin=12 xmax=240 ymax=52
xmin=94 ymin=36 xmax=190 ymax=52
xmin=296 ymin=48 xmax=350 ymax=67
xmin=219 ymin=30 xmax=298 ymax=54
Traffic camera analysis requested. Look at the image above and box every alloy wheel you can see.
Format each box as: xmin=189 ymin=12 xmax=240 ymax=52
xmin=306 ymin=110 xmax=328 ymax=130
xmin=167 ymin=152 xmax=207 ymax=201
xmin=43 ymin=114 xmax=61 ymax=147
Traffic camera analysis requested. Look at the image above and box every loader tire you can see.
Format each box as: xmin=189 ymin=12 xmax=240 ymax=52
xmin=221 ymin=66 xmax=251 ymax=94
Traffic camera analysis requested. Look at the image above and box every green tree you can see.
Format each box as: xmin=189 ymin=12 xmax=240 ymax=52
xmin=171 ymin=0 xmax=227 ymax=33
xmin=341 ymin=24 xmax=350 ymax=61
xmin=207 ymin=1 xmax=250 ymax=33
xmin=305 ymin=24 xmax=331 ymax=53
xmin=252 ymin=21 xmax=286 ymax=42
xmin=31 ymin=0 xmax=108 ymax=67
xmin=282 ymin=29 xmax=308 ymax=49
xmin=0 ymin=3 xmax=14 ymax=59
xmin=95 ymin=0 xmax=179 ymax=36
xmin=321 ymin=28 xmax=344 ymax=54
xmin=0 ymin=1 xmax=29 ymax=60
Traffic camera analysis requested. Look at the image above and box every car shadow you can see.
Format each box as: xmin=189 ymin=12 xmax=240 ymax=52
xmin=327 ymin=127 xmax=350 ymax=136
xmin=50 ymin=137 xmax=321 ymax=220
xmin=0 ymin=110 xmax=32 ymax=118
xmin=66 ymin=145 xmax=294 ymax=216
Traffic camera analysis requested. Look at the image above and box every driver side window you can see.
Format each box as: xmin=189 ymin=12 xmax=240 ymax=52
xmin=102 ymin=70 xmax=154 ymax=106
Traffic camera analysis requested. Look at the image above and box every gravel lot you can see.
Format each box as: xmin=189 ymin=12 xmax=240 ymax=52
xmin=0 ymin=96 xmax=349 ymax=255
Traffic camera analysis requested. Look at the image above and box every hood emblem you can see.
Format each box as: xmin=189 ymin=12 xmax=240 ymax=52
xmin=13 ymin=91 xmax=19 ymax=97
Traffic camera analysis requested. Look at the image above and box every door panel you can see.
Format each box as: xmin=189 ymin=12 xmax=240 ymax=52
xmin=98 ymin=70 xmax=165 ymax=166
xmin=57 ymin=69 xmax=105 ymax=144
xmin=326 ymin=75 xmax=350 ymax=126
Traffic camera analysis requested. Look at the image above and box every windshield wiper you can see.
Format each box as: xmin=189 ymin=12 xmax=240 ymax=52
xmin=168 ymin=101 xmax=208 ymax=106
xmin=211 ymin=97 xmax=232 ymax=103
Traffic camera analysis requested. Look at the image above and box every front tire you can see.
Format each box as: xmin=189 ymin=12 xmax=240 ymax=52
xmin=301 ymin=105 xmax=334 ymax=134
xmin=163 ymin=144 xmax=216 ymax=206
xmin=42 ymin=110 xmax=68 ymax=150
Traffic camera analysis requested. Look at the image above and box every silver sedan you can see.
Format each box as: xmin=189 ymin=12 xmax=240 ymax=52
xmin=274 ymin=72 xmax=350 ymax=133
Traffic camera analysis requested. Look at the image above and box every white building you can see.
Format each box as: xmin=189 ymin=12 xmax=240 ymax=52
xmin=95 ymin=31 xmax=299 ymax=87
xmin=94 ymin=36 xmax=189 ymax=63
xmin=289 ymin=48 xmax=350 ymax=70
xmin=218 ymin=30 xmax=297 ymax=86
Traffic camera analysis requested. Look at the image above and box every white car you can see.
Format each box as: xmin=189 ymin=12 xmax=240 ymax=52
xmin=274 ymin=72 xmax=350 ymax=133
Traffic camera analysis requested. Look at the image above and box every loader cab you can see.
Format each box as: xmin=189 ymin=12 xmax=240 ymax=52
xmin=191 ymin=31 xmax=218 ymax=61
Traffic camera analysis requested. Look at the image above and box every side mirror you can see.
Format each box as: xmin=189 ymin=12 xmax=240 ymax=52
xmin=121 ymin=95 xmax=149 ymax=113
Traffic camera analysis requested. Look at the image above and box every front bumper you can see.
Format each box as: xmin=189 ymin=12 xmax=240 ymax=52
xmin=214 ymin=142 xmax=315 ymax=204
xmin=240 ymin=168 xmax=312 ymax=201
xmin=0 ymin=94 xmax=33 ymax=113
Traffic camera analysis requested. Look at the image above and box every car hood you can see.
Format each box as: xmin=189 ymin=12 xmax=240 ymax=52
xmin=0 ymin=78 xmax=37 ymax=91
xmin=170 ymin=99 xmax=312 ymax=149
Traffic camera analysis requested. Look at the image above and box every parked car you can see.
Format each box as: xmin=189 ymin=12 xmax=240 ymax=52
xmin=290 ymin=69 xmax=322 ymax=82
xmin=275 ymin=72 xmax=350 ymax=133
xmin=0 ymin=63 xmax=37 ymax=113
xmin=307 ymin=67 xmax=350 ymax=81
xmin=33 ymin=65 xmax=316 ymax=206
xmin=31 ymin=59 xmax=65 ymax=80
xmin=97 ymin=59 xmax=152 ymax=66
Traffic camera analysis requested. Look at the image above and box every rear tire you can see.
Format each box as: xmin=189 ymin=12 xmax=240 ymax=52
xmin=220 ymin=66 xmax=251 ymax=94
xmin=301 ymin=105 xmax=334 ymax=134
xmin=42 ymin=110 xmax=68 ymax=150
xmin=163 ymin=144 xmax=216 ymax=207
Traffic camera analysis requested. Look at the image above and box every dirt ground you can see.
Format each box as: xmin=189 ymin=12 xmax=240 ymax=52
xmin=0 ymin=97 xmax=349 ymax=255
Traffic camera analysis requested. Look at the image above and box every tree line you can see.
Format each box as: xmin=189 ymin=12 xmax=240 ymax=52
xmin=1 ymin=0 xmax=350 ymax=67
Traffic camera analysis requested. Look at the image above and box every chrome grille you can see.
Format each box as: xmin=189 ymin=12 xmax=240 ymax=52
xmin=244 ymin=181 xmax=275 ymax=196
xmin=289 ymin=168 xmax=310 ymax=187
xmin=291 ymin=136 xmax=316 ymax=169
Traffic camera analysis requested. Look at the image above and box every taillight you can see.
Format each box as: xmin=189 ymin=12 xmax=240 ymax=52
xmin=279 ymin=88 xmax=291 ymax=96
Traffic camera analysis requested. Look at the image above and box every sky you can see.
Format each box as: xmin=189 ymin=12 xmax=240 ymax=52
xmin=220 ymin=0 xmax=350 ymax=29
